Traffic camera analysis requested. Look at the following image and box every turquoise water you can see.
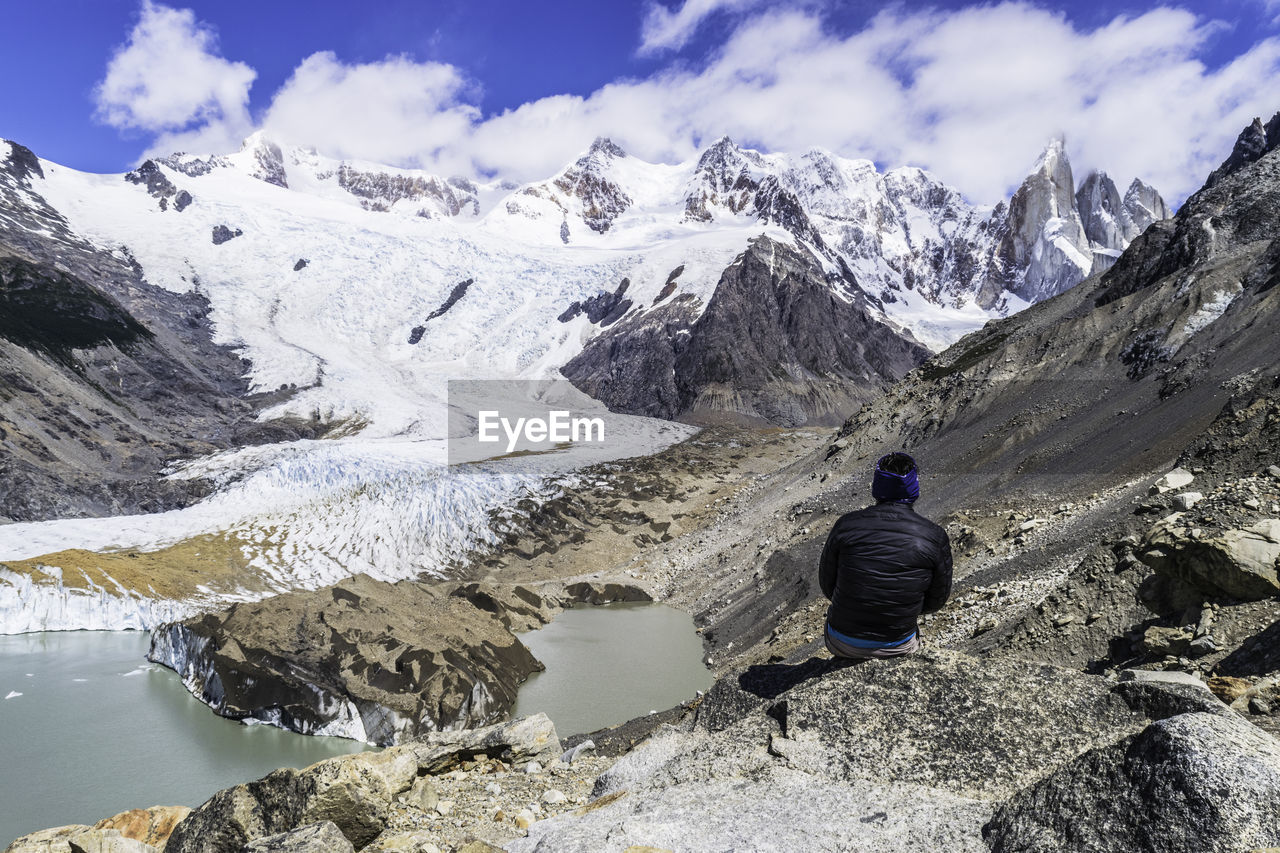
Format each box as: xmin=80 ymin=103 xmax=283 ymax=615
xmin=0 ymin=631 xmax=370 ymax=845
xmin=0 ymin=603 xmax=712 ymax=844
xmin=512 ymin=602 xmax=713 ymax=737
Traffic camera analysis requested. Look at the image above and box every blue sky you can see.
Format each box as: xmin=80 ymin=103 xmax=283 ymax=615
xmin=2 ymin=0 xmax=1279 ymax=202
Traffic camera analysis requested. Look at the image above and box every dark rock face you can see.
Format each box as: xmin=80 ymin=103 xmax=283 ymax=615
xmin=984 ymin=712 xmax=1280 ymax=853
xmin=292 ymin=258 xmax=308 ymax=272
xmin=1205 ymin=111 xmax=1280 ymax=188
xmin=336 ymin=164 xmax=478 ymax=217
xmin=148 ymin=574 xmax=652 ymax=746
xmin=1098 ymin=115 xmax=1280 ymax=309
xmin=2 ymin=140 xmax=44 ymax=182
xmin=563 ymin=237 xmax=928 ymax=426
xmin=683 ymin=138 xmax=761 ymax=222
xmin=410 ymin=278 xmax=476 ymax=343
xmin=557 ymin=279 xmax=631 ymax=325
xmin=425 ymin=278 xmax=474 ymax=322
xmin=0 ymin=140 xmax=322 ymax=521
xmin=211 ymin=225 xmax=242 ymax=245
xmin=0 ymin=257 xmax=152 ymax=359
xmin=249 ymin=139 xmax=289 ymax=189
xmin=124 ymin=160 xmax=194 ymax=212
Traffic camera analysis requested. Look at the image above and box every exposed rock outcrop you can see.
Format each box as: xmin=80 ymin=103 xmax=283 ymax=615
xmin=0 ymin=146 xmax=327 ymax=521
xmin=242 ymin=821 xmax=352 ymax=853
xmin=549 ymin=138 xmax=632 ymax=233
xmin=999 ymin=138 xmax=1094 ymax=302
xmin=562 ymin=237 xmax=929 ymax=425
xmin=163 ymin=715 xmax=561 ymax=853
xmin=124 ymin=161 xmax=193 ymax=212
xmin=509 ymin=649 xmax=1202 ymax=852
xmin=337 ymin=164 xmax=478 ymax=217
xmin=984 ymin=712 xmax=1280 ymax=852
xmin=1140 ymin=516 xmax=1280 ymax=601
xmin=148 ymin=575 xmax=651 ymax=745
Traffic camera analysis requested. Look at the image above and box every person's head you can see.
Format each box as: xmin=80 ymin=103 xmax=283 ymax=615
xmin=872 ymin=452 xmax=920 ymax=504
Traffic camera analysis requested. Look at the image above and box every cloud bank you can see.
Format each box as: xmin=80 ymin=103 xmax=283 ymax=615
xmin=96 ymin=1 xmax=1280 ymax=204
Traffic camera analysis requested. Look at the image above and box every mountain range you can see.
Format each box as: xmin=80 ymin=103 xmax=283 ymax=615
xmin=0 ymin=128 xmax=1164 ymax=524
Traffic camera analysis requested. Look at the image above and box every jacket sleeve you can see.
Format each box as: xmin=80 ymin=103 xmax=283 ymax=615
xmin=818 ymin=524 xmax=841 ymax=600
xmin=922 ymin=532 xmax=953 ymax=613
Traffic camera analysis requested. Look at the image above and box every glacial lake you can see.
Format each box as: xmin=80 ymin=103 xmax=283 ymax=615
xmin=0 ymin=603 xmax=711 ymax=845
xmin=0 ymin=631 xmax=370 ymax=845
xmin=512 ymin=601 xmax=714 ymax=737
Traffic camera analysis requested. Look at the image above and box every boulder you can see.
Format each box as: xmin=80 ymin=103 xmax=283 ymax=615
xmin=92 ymin=806 xmax=190 ymax=849
xmin=164 ymin=755 xmax=392 ymax=852
xmin=1152 ymin=468 xmax=1195 ymax=494
xmin=984 ymin=712 xmax=1280 ymax=852
xmin=163 ymin=714 xmax=558 ymax=852
xmin=1141 ymin=625 xmax=1192 ymax=656
xmin=405 ymin=713 xmax=561 ymax=773
xmin=242 ymin=822 xmax=353 ymax=853
xmin=1140 ymin=518 xmax=1280 ymax=600
xmin=163 ymin=768 xmax=310 ymax=853
xmin=511 ymin=650 xmax=1151 ymax=852
xmin=296 ymin=757 xmax=392 ymax=848
xmin=1172 ymin=491 xmax=1203 ymax=511
xmin=1113 ymin=670 xmax=1228 ymax=719
xmin=5 ymin=827 xmax=156 ymax=853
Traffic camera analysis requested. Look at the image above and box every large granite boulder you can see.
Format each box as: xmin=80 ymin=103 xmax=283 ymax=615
xmin=241 ymin=822 xmax=353 ymax=853
xmin=984 ymin=711 xmax=1280 ymax=852
xmin=512 ymin=650 xmax=1151 ymax=851
xmin=4 ymin=827 xmax=155 ymax=853
xmin=164 ymin=714 xmax=559 ymax=853
xmin=1140 ymin=517 xmax=1280 ymax=600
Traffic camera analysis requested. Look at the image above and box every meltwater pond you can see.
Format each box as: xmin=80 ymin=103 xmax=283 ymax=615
xmin=511 ymin=602 xmax=713 ymax=737
xmin=0 ymin=631 xmax=370 ymax=845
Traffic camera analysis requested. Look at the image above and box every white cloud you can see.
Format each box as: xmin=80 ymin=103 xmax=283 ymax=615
xmin=103 ymin=2 xmax=1280 ymax=206
xmin=95 ymin=0 xmax=254 ymax=143
xmin=465 ymin=4 xmax=1280 ymax=204
xmin=259 ymin=52 xmax=479 ymax=168
xmin=638 ymin=0 xmax=766 ymax=55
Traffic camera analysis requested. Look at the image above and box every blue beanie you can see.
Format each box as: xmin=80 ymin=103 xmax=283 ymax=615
xmin=872 ymin=452 xmax=920 ymax=503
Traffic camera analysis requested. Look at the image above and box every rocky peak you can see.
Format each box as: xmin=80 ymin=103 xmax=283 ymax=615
xmin=0 ymin=139 xmax=44 ymax=185
xmin=1076 ymin=170 xmax=1126 ymax=250
xmin=684 ymin=137 xmax=763 ymax=222
xmin=587 ymin=137 xmax=627 ymax=159
xmin=1122 ymin=178 xmax=1170 ymax=237
xmin=336 ymin=164 xmax=479 ymax=217
xmin=1206 ymin=111 xmax=1280 ymax=188
xmin=551 ymin=140 xmax=633 ymax=233
xmin=241 ymin=132 xmax=288 ymax=189
xmin=999 ymin=137 xmax=1093 ymax=302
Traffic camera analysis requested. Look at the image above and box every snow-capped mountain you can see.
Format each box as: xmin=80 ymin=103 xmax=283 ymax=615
xmin=0 ymin=128 xmax=1171 ymax=452
xmin=0 ymin=129 xmax=1169 ymax=631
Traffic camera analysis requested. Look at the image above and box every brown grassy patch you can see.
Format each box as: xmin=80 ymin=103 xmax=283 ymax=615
xmin=0 ymin=532 xmax=268 ymax=599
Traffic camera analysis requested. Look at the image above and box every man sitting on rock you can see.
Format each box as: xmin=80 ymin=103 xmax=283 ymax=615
xmin=818 ymin=452 xmax=952 ymax=659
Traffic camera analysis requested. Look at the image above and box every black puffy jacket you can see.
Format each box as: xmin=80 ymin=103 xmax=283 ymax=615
xmin=818 ymin=501 xmax=952 ymax=643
